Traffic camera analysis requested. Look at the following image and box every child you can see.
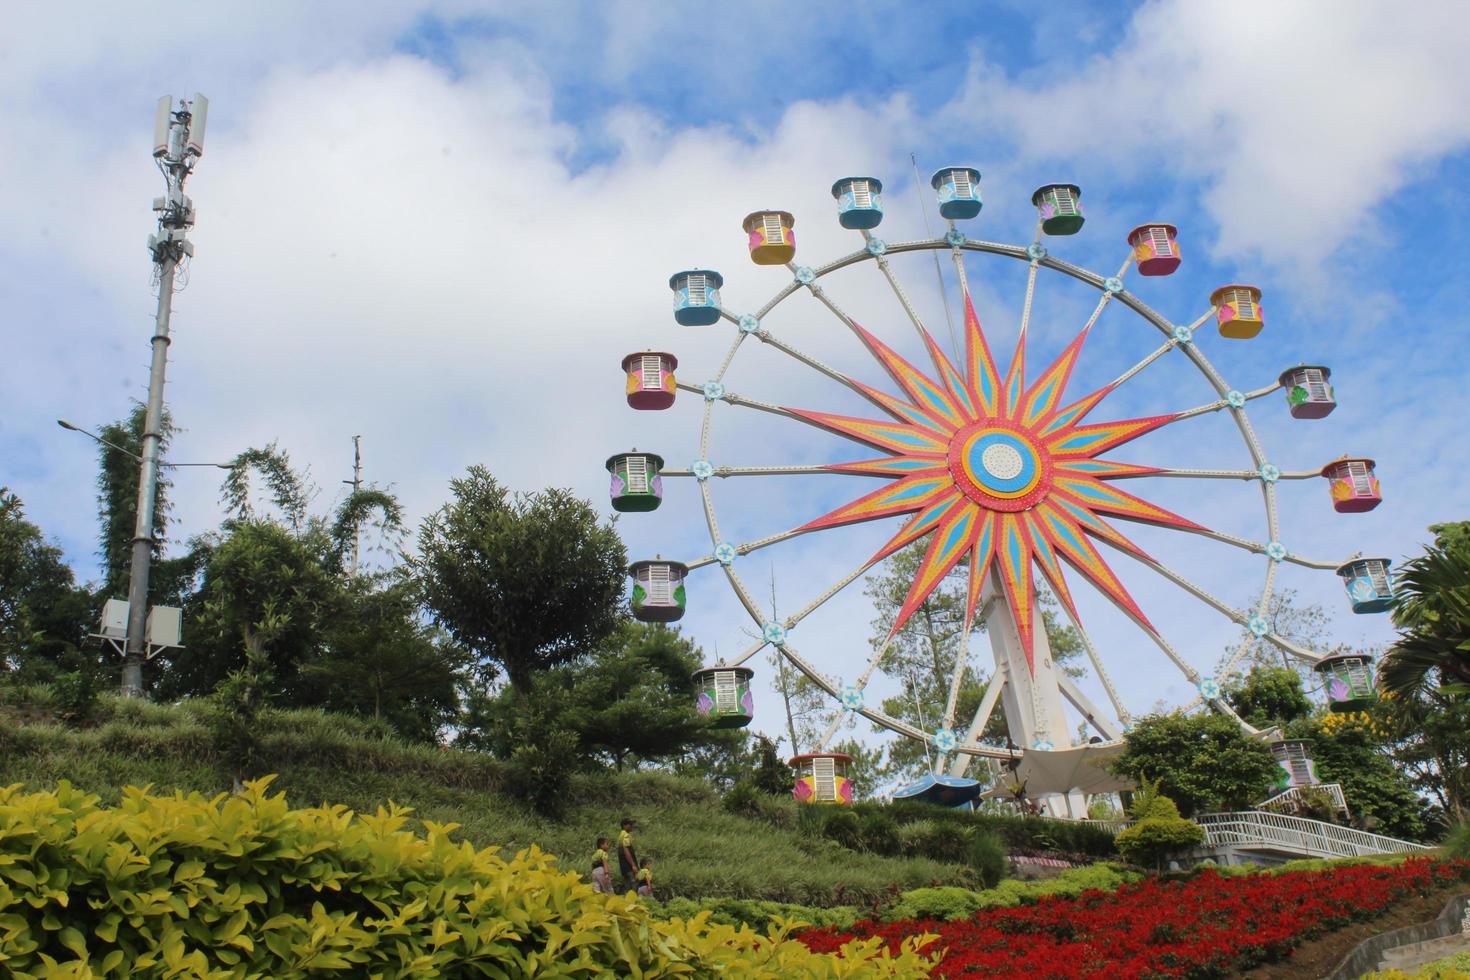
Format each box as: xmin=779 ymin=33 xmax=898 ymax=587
xmin=590 ymin=836 xmax=612 ymax=894
xmin=635 ymin=857 xmax=654 ymax=898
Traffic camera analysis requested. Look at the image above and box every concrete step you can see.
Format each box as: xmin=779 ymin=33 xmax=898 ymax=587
xmin=1377 ymin=931 xmax=1470 ymax=972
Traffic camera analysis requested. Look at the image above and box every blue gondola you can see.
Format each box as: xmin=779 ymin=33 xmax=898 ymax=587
xmin=891 ymin=773 xmax=983 ymax=808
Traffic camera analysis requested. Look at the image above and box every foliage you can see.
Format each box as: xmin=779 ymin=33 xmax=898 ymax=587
xmin=93 ymin=404 xmax=177 ymax=601
xmin=1443 ymin=819 xmax=1470 ymax=859
xmin=651 ymin=897 xmax=860 ymax=934
xmin=417 ymin=466 xmax=626 ymax=694
xmin=0 ymin=489 xmax=93 ymax=681
xmin=207 ymin=643 xmax=275 ymax=788
xmin=292 ymin=574 xmax=465 ymax=743
xmin=498 ymin=691 xmax=582 ymax=819
xmin=1114 ymin=787 xmax=1204 ymax=871
xmin=881 ymin=864 xmax=1140 ymax=921
xmin=0 ymin=778 xmax=938 ymax=978
xmin=1225 ymin=665 xmax=1314 ymax=729
xmin=804 ymin=858 xmax=1470 ymax=978
xmin=1110 ymin=711 xmax=1279 ymax=816
xmin=1380 ymin=686 xmax=1470 ymax=827
xmin=0 ymin=699 xmax=982 ymax=905
xmin=1381 ymin=522 xmax=1470 ymax=700
xmin=1288 ymin=712 xmax=1427 ymax=840
xmin=966 ymin=830 xmax=1009 ymax=889
xmin=552 ymin=622 xmax=715 ymax=770
xmin=1364 ymin=956 xmax=1470 ymax=980
xmin=163 ymin=518 xmax=340 ymax=699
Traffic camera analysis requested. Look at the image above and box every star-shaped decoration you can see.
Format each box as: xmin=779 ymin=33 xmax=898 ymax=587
xmin=785 ymin=287 xmax=1202 ymax=674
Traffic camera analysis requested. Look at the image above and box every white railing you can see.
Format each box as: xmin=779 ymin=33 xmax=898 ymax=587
xmin=1196 ymin=811 xmax=1430 ymax=859
xmin=1256 ymin=783 xmax=1350 ymax=817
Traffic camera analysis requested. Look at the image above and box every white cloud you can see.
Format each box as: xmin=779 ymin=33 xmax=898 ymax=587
xmin=948 ymin=1 xmax=1470 ymax=279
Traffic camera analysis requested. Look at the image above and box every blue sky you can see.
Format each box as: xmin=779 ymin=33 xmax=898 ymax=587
xmin=3 ymin=1 xmax=1468 ymax=757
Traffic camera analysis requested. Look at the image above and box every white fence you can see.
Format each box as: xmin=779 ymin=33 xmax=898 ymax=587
xmin=1195 ymin=811 xmax=1430 ymax=860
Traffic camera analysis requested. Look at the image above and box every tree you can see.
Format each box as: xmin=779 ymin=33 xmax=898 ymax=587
xmin=558 ymin=622 xmax=716 ymax=770
xmin=1114 ymin=778 xmax=1205 ymax=871
xmin=1225 ymin=666 xmax=1313 ymax=730
xmin=1291 ymin=712 xmax=1426 ymax=840
xmin=293 ymin=575 xmax=466 ymax=743
xmin=161 ymin=519 xmax=341 ymax=700
xmin=0 ymin=489 xmax=93 ymax=679
xmin=417 ymin=467 xmax=626 ymax=695
xmin=461 ymin=622 xmax=728 ymax=771
xmin=1381 ymin=691 xmax=1470 ymax=827
xmin=1379 ymin=523 xmax=1470 ymax=700
xmin=94 ymin=404 xmax=175 ymax=601
xmin=1110 ymin=711 xmax=1279 ymax=817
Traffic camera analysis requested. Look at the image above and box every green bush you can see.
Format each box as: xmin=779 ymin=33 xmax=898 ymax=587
xmin=819 ymin=807 xmax=864 ymax=850
xmin=858 ymin=809 xmax=900 ymax=855
xmin=882 ymin=862 xmax=1139 ymax=921
xmin=652 ymin=897 xmax=859 ymax=934
xmin=874 ymin=801 xmax=1117 ymax=857
xmin=0 ymin=778 xmax=937 ymax=978
xmin=968 ymin=830 xmax=1009 ymax=888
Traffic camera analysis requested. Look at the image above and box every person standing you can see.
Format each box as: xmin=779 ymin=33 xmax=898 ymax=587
xmin=590 ymin=836 xmax=612 ymax=894
xmin=617 ymin=817 xmax=638 ymax=894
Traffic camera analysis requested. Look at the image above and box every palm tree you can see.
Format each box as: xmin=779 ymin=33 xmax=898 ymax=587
xmin=1378 ymin=525 xmax=1470 ymax=701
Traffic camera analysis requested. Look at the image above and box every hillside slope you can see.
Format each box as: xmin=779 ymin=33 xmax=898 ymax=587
xmin=0 ymin=695 xmax=974 ymax=905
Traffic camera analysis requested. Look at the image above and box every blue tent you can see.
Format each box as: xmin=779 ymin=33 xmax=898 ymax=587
xmin=891 ymin=773 xmax=983 ymax=809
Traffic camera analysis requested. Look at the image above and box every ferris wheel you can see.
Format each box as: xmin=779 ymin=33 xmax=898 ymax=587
xmin=608 ymin=168 xmax=1392 ymax=808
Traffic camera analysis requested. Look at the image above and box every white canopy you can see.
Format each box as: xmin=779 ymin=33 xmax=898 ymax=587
xmin=982 ymin=741 xmax=1134 ymax=799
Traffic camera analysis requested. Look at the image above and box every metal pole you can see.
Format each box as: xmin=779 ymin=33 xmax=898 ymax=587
xmin=121 ymin=95 xmax=204 ymax=698
xmin=120 ymin=254 xmax=177 ymax=696
xmin=349 ymin=435 xmax=362 ymax=576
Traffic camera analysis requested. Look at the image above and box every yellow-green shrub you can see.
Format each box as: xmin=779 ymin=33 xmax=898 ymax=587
xmin=0 ymin=777 xmax=936 ymax=978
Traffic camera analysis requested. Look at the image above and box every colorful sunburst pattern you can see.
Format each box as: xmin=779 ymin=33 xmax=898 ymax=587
xmin=788 ymin=287 xmax=1204 ymax=674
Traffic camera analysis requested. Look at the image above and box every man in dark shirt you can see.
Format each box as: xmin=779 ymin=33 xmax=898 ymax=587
xmin=617 ymin=817 xmax=638 ymax=894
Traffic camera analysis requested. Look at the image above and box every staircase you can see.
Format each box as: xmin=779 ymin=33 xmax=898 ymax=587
xmin=1194 ymin=811 xmax=1429 ymax=862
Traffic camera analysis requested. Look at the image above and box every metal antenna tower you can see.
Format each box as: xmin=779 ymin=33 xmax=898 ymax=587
xmin=120 ymin=94 xmax=208 ymax=698
xmin=345 ymin=435 xmax=362 ymax=576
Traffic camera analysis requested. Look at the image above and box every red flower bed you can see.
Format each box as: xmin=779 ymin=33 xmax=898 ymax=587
xmin=800 ymin=858 xmax=1470 ymax=978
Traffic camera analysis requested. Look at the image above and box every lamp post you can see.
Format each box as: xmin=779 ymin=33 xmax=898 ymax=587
xmin=56 ymin=420 xmax=229 ymax=470
xmin=119 ymin=94 xmax=208 ymax=698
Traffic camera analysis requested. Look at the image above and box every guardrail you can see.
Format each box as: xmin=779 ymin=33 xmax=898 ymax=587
xmin=1196 ymin=810 xmax=1430 ymax=859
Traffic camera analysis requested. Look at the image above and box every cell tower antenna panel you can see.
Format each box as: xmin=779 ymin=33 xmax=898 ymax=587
xmin=186 ymin=94 xmax=208 ymax=156
xmin=153 ymin=95 xmax=173 ymax=157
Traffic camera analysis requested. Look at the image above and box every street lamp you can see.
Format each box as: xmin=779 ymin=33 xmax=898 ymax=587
xmin=57 ymin=417 xmax=230 ymax=685
xmin=56 ymin=420 xmax=231 ymax=469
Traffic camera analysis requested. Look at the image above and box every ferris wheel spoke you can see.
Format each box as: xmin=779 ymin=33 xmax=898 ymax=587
xmin=1049 ymin=593 xmax=1132 ymax=729
xmin=752 ymin=330 xmax=920 ymax=422
xmin=939 ymin=616 xmax=978 ymax=734
xmin=861 ymin=230 xmax=956 ymax=378
xmin=814 ymin=634 xmax=902 ymax=751
xmin=1180 ymin=526 xmax=1343 ymax=570
xmin=1175 ymin=381 xmax=1283 ymax=420
xmin=778 ymin=642 xmax=1022 ymax=761
xmin=1120 ymin=466 xmax=1318 ymax=481
xmin=709 ymin=326 xmax=749 ymax=384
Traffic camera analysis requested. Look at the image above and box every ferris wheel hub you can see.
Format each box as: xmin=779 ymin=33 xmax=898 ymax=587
xmin=947 ymin=422 xmax=1053 ymax=512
